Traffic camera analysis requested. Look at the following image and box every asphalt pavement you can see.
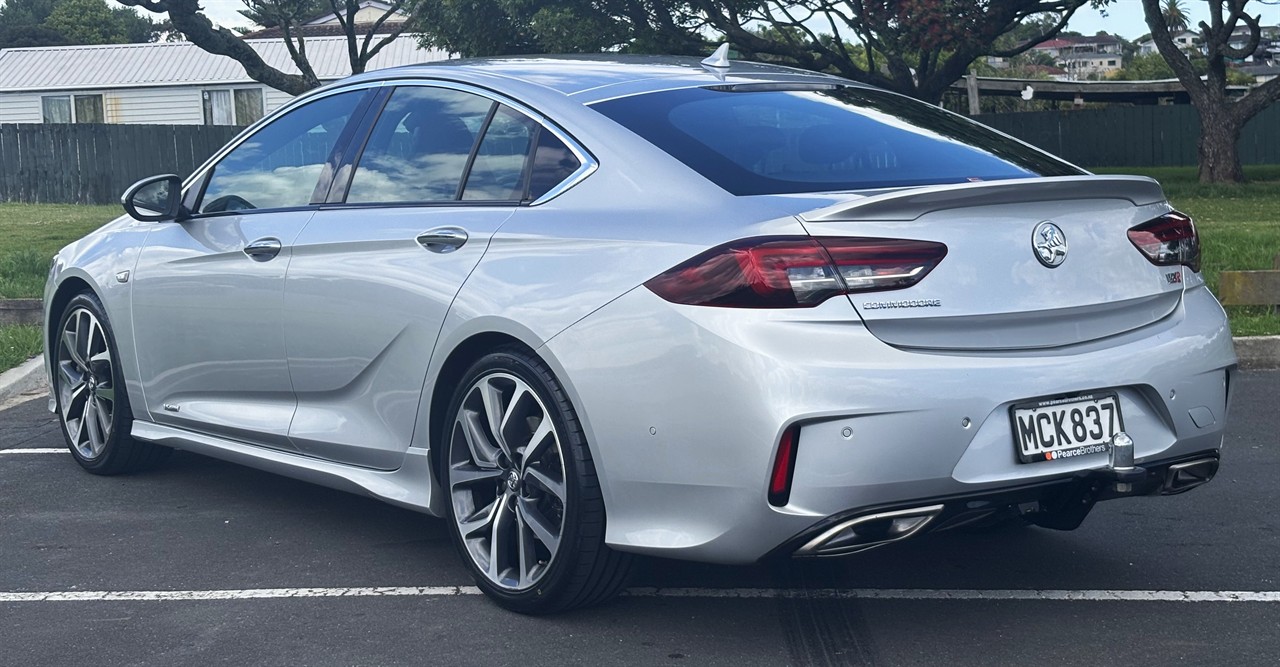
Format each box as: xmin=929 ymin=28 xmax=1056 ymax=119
xmin=2 ymin=373 xmax=1278 ymax=666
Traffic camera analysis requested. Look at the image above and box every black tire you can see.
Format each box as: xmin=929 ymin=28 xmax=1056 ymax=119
xmin=52 ymin=291 xmax=171 ymax=475
xmin=440 ymin=346 xmax=633 ymax=614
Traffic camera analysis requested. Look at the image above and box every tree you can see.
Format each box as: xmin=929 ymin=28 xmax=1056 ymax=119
xmin=414 ymin=0 xmax=705 ymax=58
xmin=1162 ymin=0 xmax=1189 ymax=32
xmin=0 ymin=0 xmax=161 ymax=49
xmin=119 ymin=0 xmax=421 ymax=95
xmin=1112 ymin=51 xmax=1180 ymax=79
xmin=0 ymin=0 xmax=60 ymax=27
xmin=239 ymin=0 xmax=327 ymax=28
xmin=415 ymin=0 xmax=1104 ymax=103
xmin=43 ymin=0 xmax=160 ymax=45
xmin=1141 ymin=0 xmax=1280 ymax=182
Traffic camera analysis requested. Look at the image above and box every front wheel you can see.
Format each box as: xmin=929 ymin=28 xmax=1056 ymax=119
xmin=53 ymin=291 xmax=170 ymax=474
xmin=441 ymin=347 xmax=632 ymax=614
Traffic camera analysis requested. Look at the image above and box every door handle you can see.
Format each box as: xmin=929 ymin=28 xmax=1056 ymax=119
xmin=415 ymin=227 xmax=468 ymax=254
xmin=244 ymin=237 xmax=282 ymax=261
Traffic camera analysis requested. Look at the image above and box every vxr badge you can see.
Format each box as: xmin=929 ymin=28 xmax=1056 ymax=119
xmin=1033 ymin=221 xmax=1068 ymax=268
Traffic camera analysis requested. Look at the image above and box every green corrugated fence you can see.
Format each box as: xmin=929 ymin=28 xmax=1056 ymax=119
xmin=973 ymin=104 xmax=1280 ymax=168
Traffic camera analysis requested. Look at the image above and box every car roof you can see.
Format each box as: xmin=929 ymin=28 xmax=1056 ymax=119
xmin=344 ymin=54 xmax=855 ymax=104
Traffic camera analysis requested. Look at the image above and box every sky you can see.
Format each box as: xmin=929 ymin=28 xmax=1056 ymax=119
xmin=186 ymin=0 xmax=1280 ymax=40
xmin=1068 ymin=0 xmax=1280 ymax=39
xmin=5 ymin=0 xmax=1280 ymax=43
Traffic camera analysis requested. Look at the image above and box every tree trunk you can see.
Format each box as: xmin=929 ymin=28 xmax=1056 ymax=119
xmin=1196 ymin=111 xmax=1245 ymax=183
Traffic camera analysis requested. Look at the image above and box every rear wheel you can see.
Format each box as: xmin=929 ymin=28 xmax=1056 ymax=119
xmin=53 ymin=291 xmax=170 ymax=474
xmin=441 ymin=347 xmax=632 ymax=614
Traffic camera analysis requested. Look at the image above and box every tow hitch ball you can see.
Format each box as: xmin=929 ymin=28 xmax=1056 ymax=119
xmin=1107 ymin=432 xmax=1146 ymax=493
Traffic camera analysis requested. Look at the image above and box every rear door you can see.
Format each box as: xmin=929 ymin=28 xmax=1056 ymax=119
xmin=131 ymin=88 xmax=371 ymax=447
xmin=281 ymin=84 xmax=547 ymax=469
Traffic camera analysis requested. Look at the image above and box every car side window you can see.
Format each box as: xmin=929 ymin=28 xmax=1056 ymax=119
xmin=346 ymin=87 xmax=493 ymax=203
xmin=527 ymin=130 xmax=582 ymax=201
xmin=198 ymin=90 xmax=365 ymax=213
xmin=461 ymin=105 xmax=537 ymax=201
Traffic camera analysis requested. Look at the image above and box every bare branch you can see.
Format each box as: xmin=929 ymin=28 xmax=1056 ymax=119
xmin=1235 ymin=69 xmax=1280 ymax=121
xmin=360 ymin=0 xmax=408 ymax=60
xmin=279 ymin=20 xmax=320 ymax=87
xmin=119 ymin=0 xmax=316 ymax=95
xmin=360 ymin=18 xmax=410 ymax=67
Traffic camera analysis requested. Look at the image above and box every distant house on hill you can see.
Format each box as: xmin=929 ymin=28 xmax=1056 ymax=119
xmin=0 ymin=32 xmax=445 ymax=126
xmin=1029 ymin=34 xmax=1124 ymax=59
xmin=1137 ymin=30 xmax=1201 ymax=55
xmin=1025 ymin=34 xmax=1124 ymax=79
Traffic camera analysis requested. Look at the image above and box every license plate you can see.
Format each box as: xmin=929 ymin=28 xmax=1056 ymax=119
xmin=1010 ymin=392 xmax=1124 ymax=463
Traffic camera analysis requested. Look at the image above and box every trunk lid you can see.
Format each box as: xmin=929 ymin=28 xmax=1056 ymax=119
xmin=796 ymin=176 xmax=1186 ymax=351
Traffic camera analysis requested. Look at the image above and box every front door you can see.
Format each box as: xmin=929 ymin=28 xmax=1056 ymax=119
xmin=131 ymin=89 xmax=370 ymax=448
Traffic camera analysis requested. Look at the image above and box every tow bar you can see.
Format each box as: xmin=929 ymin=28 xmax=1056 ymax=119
xmin=1030 ymin=432 xmax=1214 ymax=530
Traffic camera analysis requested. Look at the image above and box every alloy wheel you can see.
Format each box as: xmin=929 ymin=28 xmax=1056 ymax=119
xmin=56 ymin=306 xmax=115 ymax=459
xmin=448 ymin=372 xmax=567 ymax=591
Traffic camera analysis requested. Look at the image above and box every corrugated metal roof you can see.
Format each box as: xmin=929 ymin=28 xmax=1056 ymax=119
xmin=0 ymin=36 xmax=449 ymax=92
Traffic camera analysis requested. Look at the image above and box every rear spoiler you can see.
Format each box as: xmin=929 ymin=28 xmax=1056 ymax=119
xmin=801 ymin=175 xmax=1167 ymax=223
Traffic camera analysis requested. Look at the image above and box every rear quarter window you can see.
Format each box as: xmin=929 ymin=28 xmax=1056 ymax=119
xmin=591 ymin=85 xmax=1082 ymax=195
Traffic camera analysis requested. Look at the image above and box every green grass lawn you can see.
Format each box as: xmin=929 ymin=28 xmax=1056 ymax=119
xmin=1097 ymin=165 xmax=1280 ymax=336
xmin=0 ymin=204 xmax=118 ymax=372
xmin=0 ymin=324 xmax=42 ymax=374
xmin=0 ymin=204 xmax=118 ymax=299
xmin=0 ymin=167 xmax=1277 ymax=373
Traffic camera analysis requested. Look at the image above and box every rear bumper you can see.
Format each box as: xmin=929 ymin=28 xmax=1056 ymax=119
xmin=543 ymin=283 xmax=1235 ymax=564
xmin=772 ymin=449 xmax=1220 ymax=559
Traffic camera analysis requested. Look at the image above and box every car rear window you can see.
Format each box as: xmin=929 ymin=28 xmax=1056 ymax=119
xmin=591 ymin=85 xmax=1082 ymax=195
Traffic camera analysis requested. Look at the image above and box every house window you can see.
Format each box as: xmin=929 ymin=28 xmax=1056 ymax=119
xmin=41 ymin=94 xmax=104 ymax=123
xmin=234 ymin=89 xmax=264 ymax=125
xmin=1108 ymin=60 xmax=1117 ymax=66
xmin=203 ymin=88 xmax=265 ymax=126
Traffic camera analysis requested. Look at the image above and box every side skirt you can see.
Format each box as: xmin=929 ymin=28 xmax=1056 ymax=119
xmin=130 ymin=421 xmax=441 ymax=516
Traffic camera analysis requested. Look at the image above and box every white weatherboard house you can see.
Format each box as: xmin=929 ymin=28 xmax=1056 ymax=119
xmin=0 ymin=36 xmax=447 ymax=126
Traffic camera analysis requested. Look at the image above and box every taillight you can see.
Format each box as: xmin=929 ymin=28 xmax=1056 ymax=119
xmin=644 ymin=236 xmax=947 ymax=308
xmin=1127 ymin=211 xmax=1200 ymax=273
xmin=768 ymin=424 xmax=800 ymax=507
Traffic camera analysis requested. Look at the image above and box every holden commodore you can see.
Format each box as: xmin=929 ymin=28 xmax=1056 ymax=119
xmin=44 ymin=50 xmax=1235 ymax=614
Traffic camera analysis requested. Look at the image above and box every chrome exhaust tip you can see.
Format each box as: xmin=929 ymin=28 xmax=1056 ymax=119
xmin=794 ymin=504 xmax=945 ymax=557
xmin=1162 ymin=457 xmax=1219 ymax=495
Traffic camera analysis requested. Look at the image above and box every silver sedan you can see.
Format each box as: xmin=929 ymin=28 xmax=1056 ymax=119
xmin=44 ymin=54 xmax=1235 ymax=613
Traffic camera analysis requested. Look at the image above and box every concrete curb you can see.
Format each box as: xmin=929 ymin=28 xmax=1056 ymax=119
xmin=1233 ymin=335 xmax=1280 ymax=371
xmin=0 ymin=357 xmax=47 ymax=412
xmin=0 ymin=335 xmax=1276 ymax=412
xmin=0 ymin=299 xmax=43 ymax=326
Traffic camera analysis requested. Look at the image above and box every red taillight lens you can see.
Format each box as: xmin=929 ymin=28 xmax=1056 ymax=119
xmin=1127 ymin=211 xmax=1200 ymax=273
xmin=768 ymin=424 xmax=800 ymax=507
xmin=645 ymin=236 xmax=947 ymax=308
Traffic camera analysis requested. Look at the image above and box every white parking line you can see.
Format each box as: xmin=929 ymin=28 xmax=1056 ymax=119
xmin=0 ymin=448 xmax=66 ymax=454
xmin=1 ymin=587 xmax=1277 ymax=603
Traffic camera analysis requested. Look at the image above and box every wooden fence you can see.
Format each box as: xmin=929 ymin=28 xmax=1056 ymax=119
xmin=0 ymin=124 xmax=241 ymax=205
xmin=2 ymin=106 xmax=1280 ymax=204
xmin=974 ymin=103 xmax=1280 ymax=168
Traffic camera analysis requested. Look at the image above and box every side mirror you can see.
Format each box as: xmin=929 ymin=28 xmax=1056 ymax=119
xmin=121 ymin=174 xmax=185 ymax=222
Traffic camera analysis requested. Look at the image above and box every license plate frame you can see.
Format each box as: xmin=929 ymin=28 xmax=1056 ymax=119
xmin=1009 ymin=391 xmax=1125 ymax=464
